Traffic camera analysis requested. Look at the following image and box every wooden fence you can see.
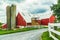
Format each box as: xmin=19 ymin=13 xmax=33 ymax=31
xmin=48 ymin=23 xmax=60 ymax=40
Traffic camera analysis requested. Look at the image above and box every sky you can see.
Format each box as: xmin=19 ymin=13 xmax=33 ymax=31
xmin=0 ymin=0 xmax=57 ymax=23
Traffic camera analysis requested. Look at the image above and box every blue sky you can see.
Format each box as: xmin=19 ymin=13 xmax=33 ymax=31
xmin=0 ymin=0 xmax=57 ymax=23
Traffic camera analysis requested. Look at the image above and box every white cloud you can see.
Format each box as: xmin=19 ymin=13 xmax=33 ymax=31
xmin=0 ymin=0 xmax=57 ymax=23
xmin=17 ymin=0 xmax=56 ymax=11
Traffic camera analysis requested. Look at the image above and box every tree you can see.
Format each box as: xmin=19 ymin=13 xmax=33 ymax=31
xmin=0 ymin=23 xmax=3 ymax=28
xmin=51 ymin=0 xmax=60 ymax=22
xmin=51 ymin=0 xmax=60 ymax=38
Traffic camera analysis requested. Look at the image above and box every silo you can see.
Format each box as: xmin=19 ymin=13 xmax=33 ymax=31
xmin=11 ymin=4 xmax=16 ymax=29
xmin=6 ymin=6 xmax=11 ymax=30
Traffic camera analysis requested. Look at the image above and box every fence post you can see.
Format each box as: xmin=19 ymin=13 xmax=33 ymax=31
xmin=48 ymin=23 xmax=51 ymax=37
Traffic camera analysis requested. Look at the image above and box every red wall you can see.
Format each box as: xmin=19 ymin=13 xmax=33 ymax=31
xmin=16 ymin=12 xmax=27 ymax=26
xmin=41 ymin=18 xmax=49 ymax=25
xmin=37 ymin=20 xmax=41 ymax=25
xmin=49 ymin=15 xmax=55 ymax=23
xmin=41 ymin=15 xmax=55 ymax=25
xmin=2 ymin=24 xmax=7 ymax=29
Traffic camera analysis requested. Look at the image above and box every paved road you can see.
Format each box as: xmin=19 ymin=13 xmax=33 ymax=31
xmin=0 ymin=28 xmax=47 ymax=40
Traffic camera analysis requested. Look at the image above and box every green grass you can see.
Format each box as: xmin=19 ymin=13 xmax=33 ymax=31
xmin=40 ymin=25 xmax=48 ymax=29
xmin=0 ymin=27 xmax=40 ymax=35
xmin=0 ymin=25 xmax=48 ymax=35
xmin=56 ymin=28 xmax=60 ymax=32
xmin=41 ymin=31 xmax=53 ymax=40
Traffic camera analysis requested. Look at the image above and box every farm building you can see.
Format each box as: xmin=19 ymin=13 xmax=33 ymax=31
xmin=16 ymin=13 xmax=27 ymax=27
xmin=2 ymin=11 xmax=55 ymax=29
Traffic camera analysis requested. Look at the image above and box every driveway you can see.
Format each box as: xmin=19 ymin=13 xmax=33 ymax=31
xmin=0 ymin=28 xmax=47 ymax=40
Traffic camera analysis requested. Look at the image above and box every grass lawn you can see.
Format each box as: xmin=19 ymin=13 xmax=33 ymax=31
xmin=41 ymin=31 xmax=53 ymax=40
xmin=0 ymin=27 xmax=40 ymax=35
xmin=41 ymin=28 xmax=60 ymax=40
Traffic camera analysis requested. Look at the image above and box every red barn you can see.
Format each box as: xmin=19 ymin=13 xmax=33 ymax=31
xmin=41 ymin=18 xmax=49 ymax=25
xmin=2 ymin=24 xmax=7 ymax=29
xmin=49 ymin=15 xmax=55 ymax=23
xmin=16 ymin=12 xmax=27 ymax=27
xmin=41 ymin=15 xmax=55 ymax=25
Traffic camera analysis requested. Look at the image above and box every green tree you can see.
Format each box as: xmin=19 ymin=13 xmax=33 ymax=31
xmin=0 ymin=23 xmax=3 ymax=28
xmin=51 ymin=0 xmax=60 ymax=22
xmin=51 ymin=0 xmax=60 ymax=38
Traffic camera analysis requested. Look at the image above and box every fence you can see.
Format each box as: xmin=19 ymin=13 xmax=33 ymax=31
xmin=48 ymin=23 xmax=60 ymax=40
